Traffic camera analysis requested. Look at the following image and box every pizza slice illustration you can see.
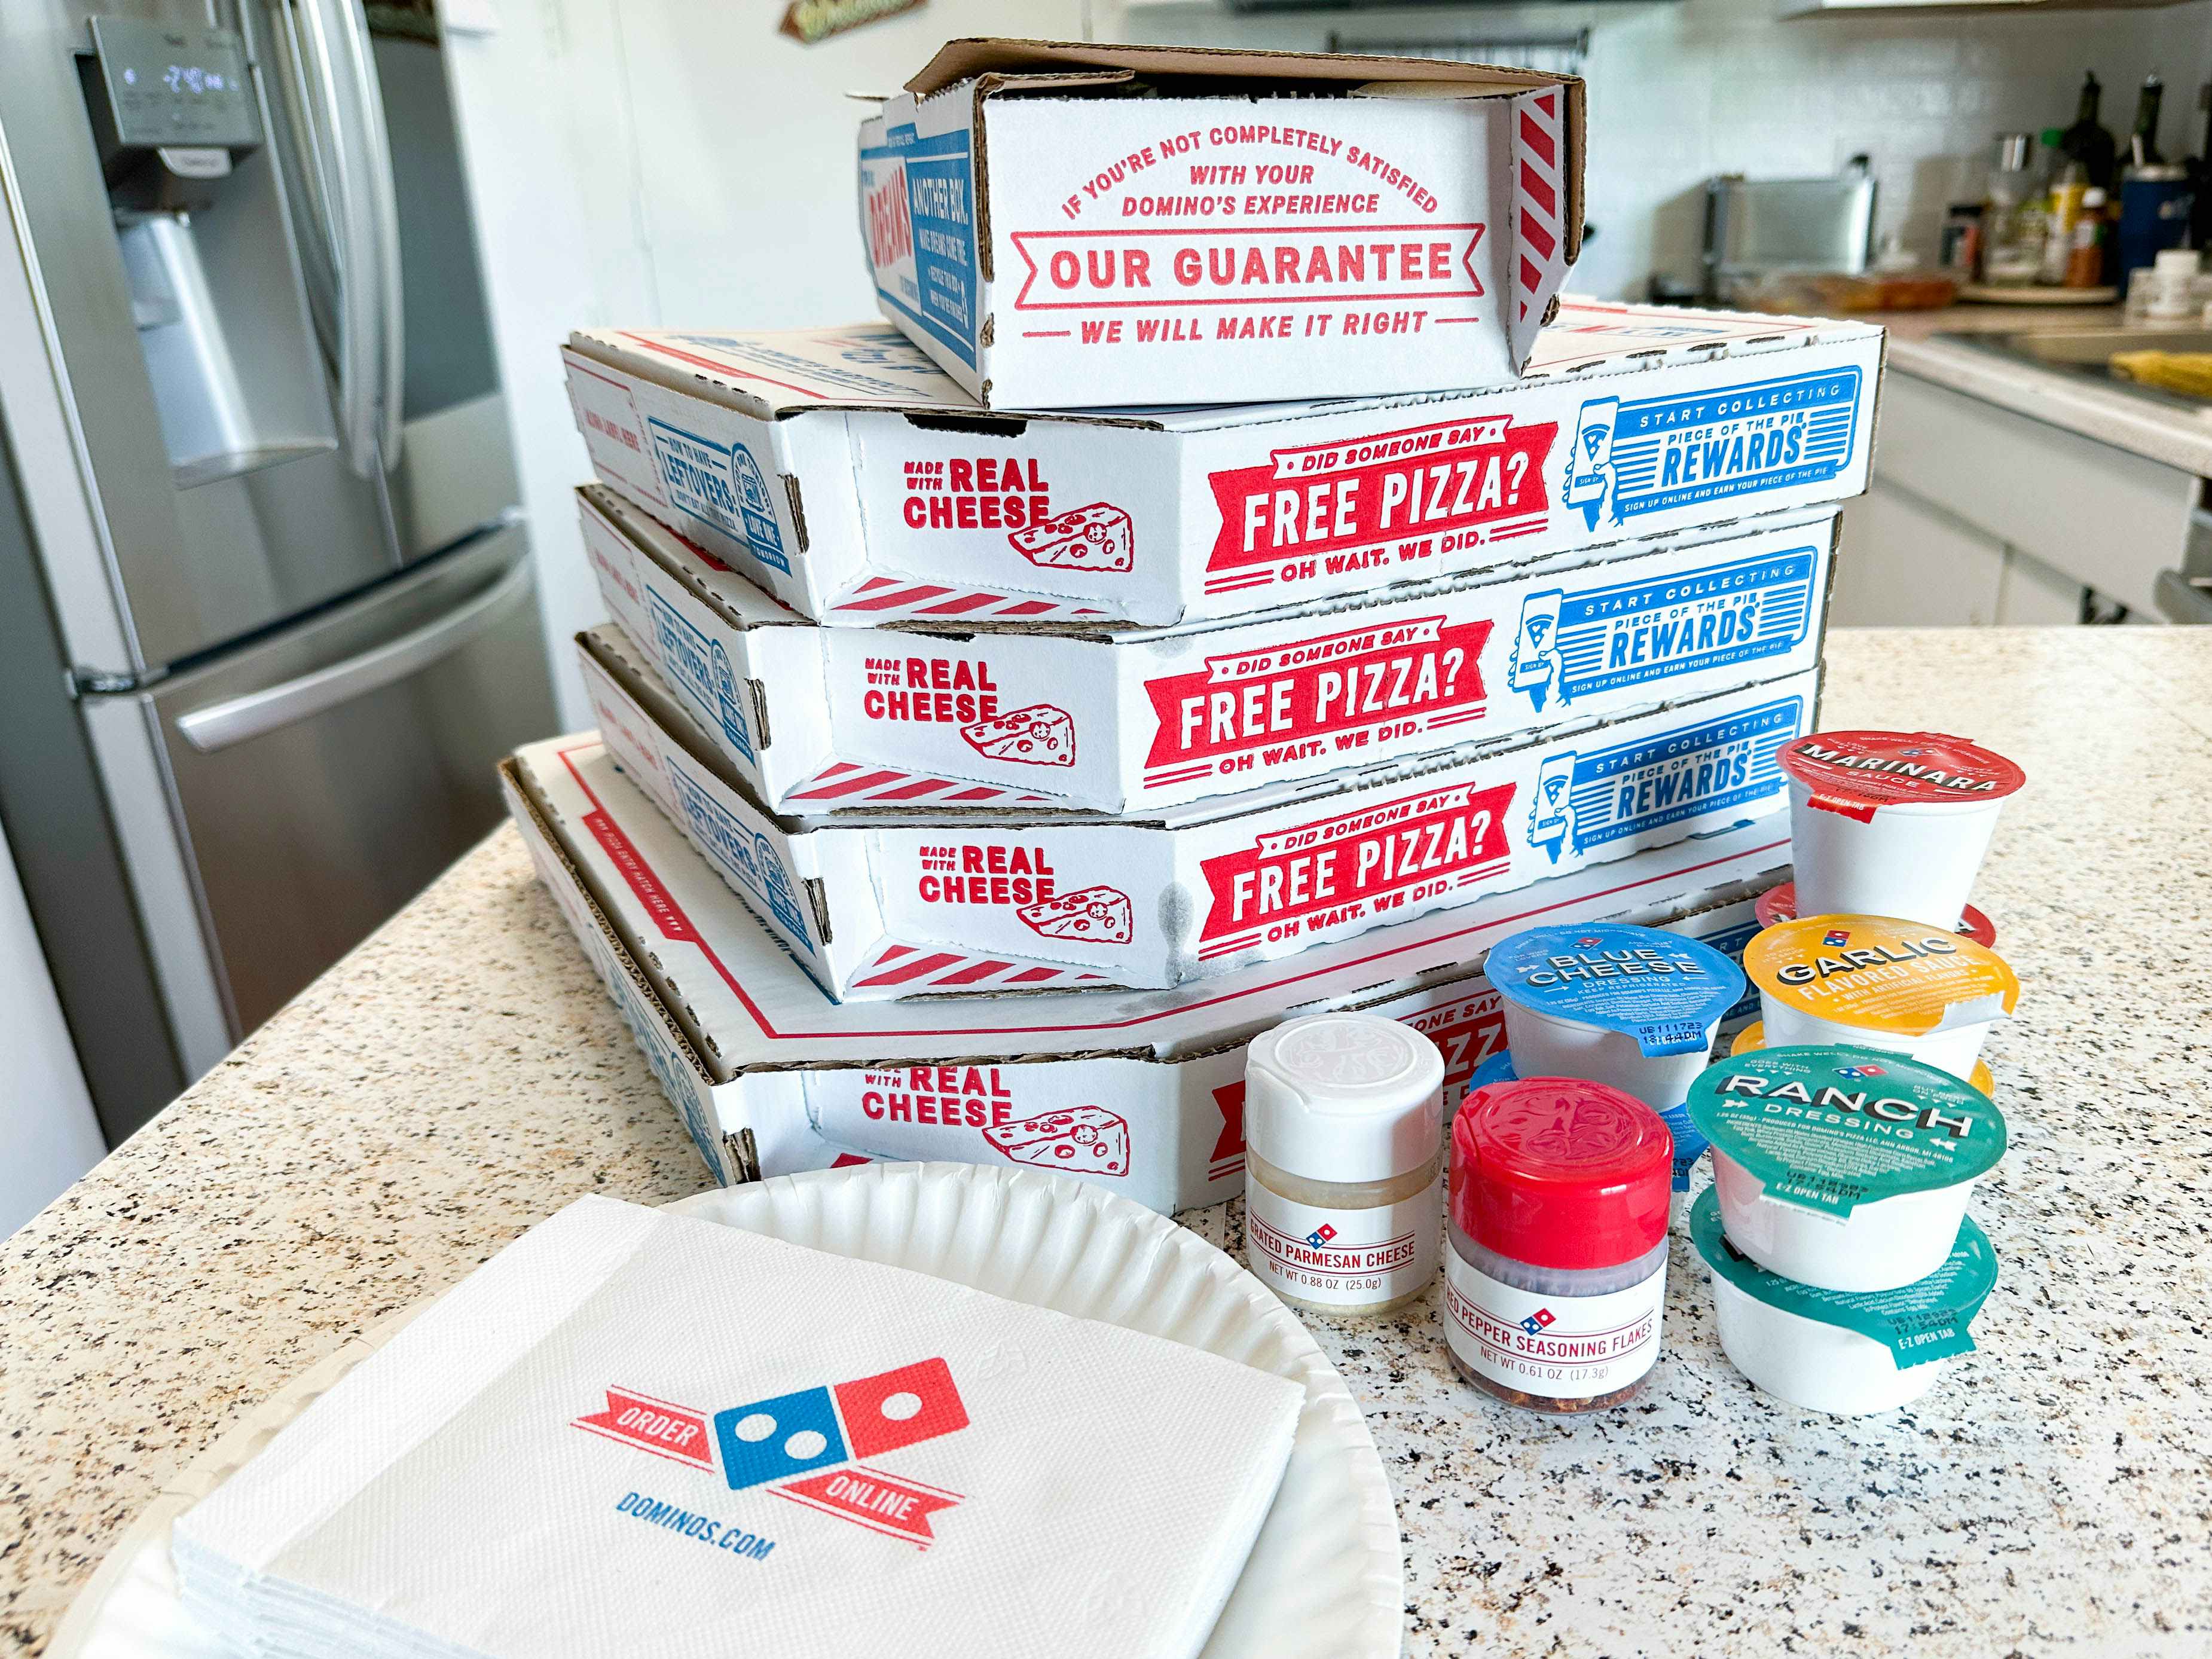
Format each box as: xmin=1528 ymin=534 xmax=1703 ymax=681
xmin=962 ymin=703 xmax=1076 ymax=767
xmin=1016 ymin=885 xmax=1133 ymax=945
xmin=1007 ymin=503 xmax=1134 ymax=573
xmin=983 ymin=1106 xmax=1129 ymax=1178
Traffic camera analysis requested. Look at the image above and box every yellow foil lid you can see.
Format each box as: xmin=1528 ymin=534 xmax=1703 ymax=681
xmin=1731 ymin=1020 xmax=1997 ymax=1097
xmin=1742 ymin=915 xmax=2019 ymax=1036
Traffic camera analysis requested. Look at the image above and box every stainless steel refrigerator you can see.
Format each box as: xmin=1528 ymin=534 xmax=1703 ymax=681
xmin=0 ymin=1 xmax=557 ymax=1142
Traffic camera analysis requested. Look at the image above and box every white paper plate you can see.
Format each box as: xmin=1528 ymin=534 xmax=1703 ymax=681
xmin=50 ymin=1163 xmax=1401 ymax=1659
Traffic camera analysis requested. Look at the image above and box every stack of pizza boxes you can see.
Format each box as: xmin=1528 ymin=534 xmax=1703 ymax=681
xmin=515 ymin=39 xmax=1885 ymax=1213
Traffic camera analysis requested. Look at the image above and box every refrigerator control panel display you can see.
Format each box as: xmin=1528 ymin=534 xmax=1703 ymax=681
xmin=88 ymin=16 xmax=261 ymax=151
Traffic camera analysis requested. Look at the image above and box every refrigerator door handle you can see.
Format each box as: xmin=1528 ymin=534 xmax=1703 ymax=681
xmin=176 ymin=554 xmax=532 ymax=753
xmin=288 ymin=0 xmax=403 ymax=477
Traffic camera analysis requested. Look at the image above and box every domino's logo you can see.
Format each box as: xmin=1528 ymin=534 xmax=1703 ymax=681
xmin=575 ymin=1359 xmax=970 ymax=1547
xmin=1306 ymin=1222 xmax=1339 ymax=1248
xmin=1520 ymin=1307 xmax=1558 ymax=1337
xmin=1824 ymin=928 xmax=1851 ymax=948
xmin=1837 ymin=1063 xmax=1887 ymax=1080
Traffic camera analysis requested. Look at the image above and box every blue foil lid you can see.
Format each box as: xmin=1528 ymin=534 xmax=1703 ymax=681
xmin=1460 ymin=1047 xmax=1707 ymax=1193
xmin=1486 ymin=922 xmax=1747 ymax=1058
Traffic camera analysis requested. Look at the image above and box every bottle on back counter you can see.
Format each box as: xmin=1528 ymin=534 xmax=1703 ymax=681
xmin=1243 ymin=1013 xmax=1445 ymax=1318
xmin=2060 ymin=70 xmax=2118 ymax=191
xmin=1443 ymin=1078 xmax=1673 ymax=1413
xmin=1981 ymin=133 xmax=2049 ymax=286
xmin=2040 ymin=155 xmax=2092 ymax=284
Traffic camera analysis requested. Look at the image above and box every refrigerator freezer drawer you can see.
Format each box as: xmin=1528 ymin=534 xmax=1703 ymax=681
xmin=132 ymin=520 xmax=557 ymax=1041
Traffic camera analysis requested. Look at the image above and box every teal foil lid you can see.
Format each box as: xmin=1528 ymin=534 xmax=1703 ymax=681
xmin=1487 ymin=924 xmax=1747 ymax=1057
xmin=1464 ymin=1048 xmax=1707 ymax=1192
xmin=1685 ymin=1046 xmax=2006 ymax=1218
xmin=1691 ymin=1189 xmax=1997 ymax=1367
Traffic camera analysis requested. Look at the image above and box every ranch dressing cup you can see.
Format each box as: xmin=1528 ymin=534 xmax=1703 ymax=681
xmin=1691 ymin=1189 xmax=1997 ymax=1416
xmin=1458 ymin=1048 xmax=1709 ymax=1196
xmin=1732 ymin=1020 xmax=1996 ymax=1100
xmin=1744 ymin=915 xmax=2019 ymax=1082
xmin=1684 ymin=1046 xmax=2006 ymax=1293
xmin=1756 ymin=880 xmax=1997 ymax=949
xmin=1244 ymin=1013 xmax=1446 ymax=1317
xmin=1777 ymin=731 xmax=2024 ymax=929
xmin=1444 ymin=1079 xmax=1673 ymax=1412
xmin=1485 ymin=924 xmax=1746 ymax=1115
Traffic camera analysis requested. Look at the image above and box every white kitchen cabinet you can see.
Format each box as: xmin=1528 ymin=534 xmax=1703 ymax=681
xmin=1872 ymin=369 xmax=2195 ymax=619
xmin=1834 ymin=478 xmax=2006 ymax=626
xmin=1997 ymin=548 xmax=2089 ymax=624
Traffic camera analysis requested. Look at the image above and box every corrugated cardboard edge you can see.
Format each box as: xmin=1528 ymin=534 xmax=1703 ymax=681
xmin=500 ymin=757 xmax=756 ymax=1184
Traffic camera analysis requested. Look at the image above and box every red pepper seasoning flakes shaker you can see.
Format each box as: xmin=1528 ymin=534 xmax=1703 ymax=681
xmin=1444 ymin=1078 xmax=1673 ymax=1412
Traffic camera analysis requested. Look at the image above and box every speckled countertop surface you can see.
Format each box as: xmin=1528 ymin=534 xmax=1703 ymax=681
xmin=5 ymin=628 xmax=2210 ymax=1658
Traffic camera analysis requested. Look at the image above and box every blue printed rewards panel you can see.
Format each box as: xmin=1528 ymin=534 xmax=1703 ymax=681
xmin=1597 ymin=370 xmax=1862 ymax=522
xmin=1541 ymin=548 xmax=1819 ymax=704
xmin=1551 ymin=694 xmax=1804 ymax=856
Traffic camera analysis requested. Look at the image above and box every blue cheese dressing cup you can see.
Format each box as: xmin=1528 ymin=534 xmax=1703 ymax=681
xmin=1684 ymin=1046 xmax=2007 ymax=1293
xmin=1691 ymin=1189 xmax=1998 ymax=1416
xmin=1486 ymin=922 xmax=1747 ymax=1116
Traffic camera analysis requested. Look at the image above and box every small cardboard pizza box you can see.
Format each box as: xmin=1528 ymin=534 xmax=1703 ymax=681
xmin=504 ymin=732 xmax=1786 ymax=1212
xmin=563 ymin=299 xmax=1880 ymax=627
xmin=581 ymin=480 xmax=1837 ymax=817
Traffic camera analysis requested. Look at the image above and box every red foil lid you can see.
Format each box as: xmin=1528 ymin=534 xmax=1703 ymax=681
xmin=1449 ymin=1079 xmax=1672 ymax=1271
xmin=1756 ymin=880 xmax=1998 ymax=948
xmin=1778 ymin=730 xmax=2025 ymax=820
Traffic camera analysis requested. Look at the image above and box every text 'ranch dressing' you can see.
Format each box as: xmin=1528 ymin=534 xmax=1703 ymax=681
xmin=1684 ymin=1046 xmax=2007 ymax=1293
xmin=1244 ymin=1013 xmax=1446 ymax=1316
xmin=1777 ymin=730 xmax=2024 ymax=930
xmin=1743 ymin=915 xmax=2019 ymax=1083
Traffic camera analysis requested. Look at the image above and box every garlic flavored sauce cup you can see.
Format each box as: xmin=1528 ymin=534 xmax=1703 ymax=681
xmin=1756 ymin=880 xmax=1997 ymax=949
xmin=1743 ymin=913 xmax=2019 ymax=1083
xmin=1777 ymin=731 xmax=2024 ymax=930
xmin=1484 ymin=923 xmax=1746 ymax=1114
xmin=1684 ymin=1045 xmax=2006 ymax=1293
xmin=1690 ymin=1188 xmax=1998 ymax=1416
xmin=1731 ymin=1019 xmax=1996 ymax=1100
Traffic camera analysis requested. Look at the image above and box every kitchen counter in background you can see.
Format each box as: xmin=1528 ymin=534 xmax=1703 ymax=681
xmin=1878 ymin=303 xmax=2212 ymax=476
xmin=5 ymin=628 xmax=2210 ymax=1658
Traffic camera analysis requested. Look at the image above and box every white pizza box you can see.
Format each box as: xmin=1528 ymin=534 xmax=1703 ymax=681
xmin=853 ymin=39 xmax=1585 ymax=408
xmin=561 ymin=299 xmax=1882 ymax=627
xmin=576 ymin=619 xmax=1818 ymax=1001
xmin=583 ymin=479 xmax=1838 ymax=817
xmin=503 ymin=734 xmax=1789 ymax=1212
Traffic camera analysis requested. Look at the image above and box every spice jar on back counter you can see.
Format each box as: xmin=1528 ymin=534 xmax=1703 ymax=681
xmin=1443 ymin=1079 xmax=1672 ymax=1413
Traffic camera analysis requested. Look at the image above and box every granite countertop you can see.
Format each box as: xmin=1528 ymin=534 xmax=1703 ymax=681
xmin=1873 ymin=302 xmax=2212 ymax=475
xmin=5 ymin=627 xmax=2210 ymax=1658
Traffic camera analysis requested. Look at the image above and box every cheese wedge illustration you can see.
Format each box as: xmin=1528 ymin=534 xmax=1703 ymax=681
xmin=1007 ymin=503 xmax=1134 ymax=573
xmin=1016 ymin=884 xmax=1134 ymax=945
xmin=983 ymin=1107 xmax=1129 ymax=1178
xmin=961 ymin=703 xmax=1076 ymax=767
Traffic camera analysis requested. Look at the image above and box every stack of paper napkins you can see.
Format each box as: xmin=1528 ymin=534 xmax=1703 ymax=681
xmin=173 ymin=1195 xmax=1303 ymax=1658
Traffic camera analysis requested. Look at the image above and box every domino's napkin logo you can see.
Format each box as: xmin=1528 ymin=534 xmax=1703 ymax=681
xmin=1559 ymin=397 xmax=1618 ymax=531
xmin=1507 ymin=550 xmax=1819 ymax=714
xmin=646 ymin=591 xmax=756 ymax=763
xmin=576 ymin=1359 xmax=970 ymax=1547
xmin=645 ymin=417 xmax=789 ymax=573
xmin=1526 ymin=696 xmax=1802 ymax=862
xmin=1520 ymin=1307 xmax=1557 ymax=1337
